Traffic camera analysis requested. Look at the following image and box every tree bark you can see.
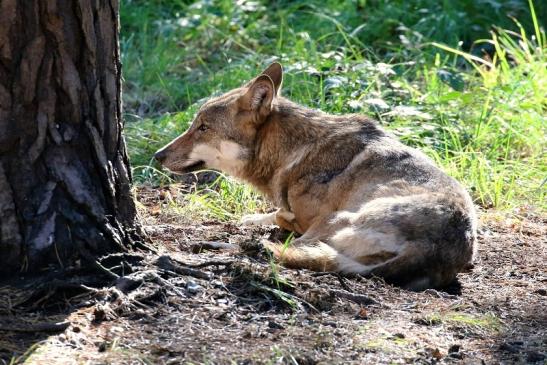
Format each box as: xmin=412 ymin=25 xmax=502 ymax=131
xmin=0 ymin=0 xmax=145 ymax=273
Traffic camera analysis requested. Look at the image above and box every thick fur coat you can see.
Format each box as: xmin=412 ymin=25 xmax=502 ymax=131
xmin=155 ymin=63 xmax=477 ymax=290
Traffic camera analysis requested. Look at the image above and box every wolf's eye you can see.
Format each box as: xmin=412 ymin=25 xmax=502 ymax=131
xmin=198 ymin=124 xmax=209 ymax=132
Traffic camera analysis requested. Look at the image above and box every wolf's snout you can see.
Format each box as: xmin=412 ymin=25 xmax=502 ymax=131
xmin=154 ymin=149 xmax=167 ymax=164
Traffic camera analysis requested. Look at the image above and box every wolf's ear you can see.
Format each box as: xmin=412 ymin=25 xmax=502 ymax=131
xmin=260 ymin=62 xmax=283 ymax=96
xmin=241 ymin=74 xmax=275 ymax=115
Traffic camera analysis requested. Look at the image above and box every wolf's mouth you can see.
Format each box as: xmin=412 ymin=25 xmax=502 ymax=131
xmin=181 ymin=160 xmax=206 ymax=173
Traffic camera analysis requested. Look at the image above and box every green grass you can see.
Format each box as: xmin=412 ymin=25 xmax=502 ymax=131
xmin=158 ymin=173 xmax=268 ymax=221
xmin=121 ymin=0 xmax=546 ymax=218
xmin=420 ymin=311 xmax=503 ymax=332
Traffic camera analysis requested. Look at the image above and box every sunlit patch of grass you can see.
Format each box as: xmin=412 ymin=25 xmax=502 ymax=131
xmin=369 ymin=332 xmax=409 ymax=346
xmin=160 ymin=173 xmax=269 ymax=222
xmin=356 ymin=331 xmax=414 ymax=356
xmin=418 ymin=312 xmax=503 ymax=332
xmin=444 ymin=312 xmax=502 ymax=331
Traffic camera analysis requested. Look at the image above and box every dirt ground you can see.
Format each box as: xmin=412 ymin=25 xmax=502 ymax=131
xmin=1 ymin=186 xmax=545 ymax=365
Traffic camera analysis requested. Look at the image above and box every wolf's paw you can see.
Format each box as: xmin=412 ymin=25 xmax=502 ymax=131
xmin=240 ymin=212 xmax=276 ymax=226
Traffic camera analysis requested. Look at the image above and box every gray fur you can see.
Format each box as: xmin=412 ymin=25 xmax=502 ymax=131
xmin=156 ymin=63 xmax=478 ymax=290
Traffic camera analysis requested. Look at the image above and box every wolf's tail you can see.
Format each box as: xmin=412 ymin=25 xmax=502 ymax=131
xmin=264 ymin=240 xmax=460 ymax=291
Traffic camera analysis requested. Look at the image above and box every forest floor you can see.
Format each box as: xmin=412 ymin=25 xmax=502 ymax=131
xmin=1 ymin=186 xmax=546 ymax=365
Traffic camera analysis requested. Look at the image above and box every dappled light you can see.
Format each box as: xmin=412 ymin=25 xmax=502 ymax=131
xmin=1 ymin=1 xmax=545 ymax=364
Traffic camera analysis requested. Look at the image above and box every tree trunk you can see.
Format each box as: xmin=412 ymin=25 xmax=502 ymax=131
xmin=0 ymin=0 xmax=145 ymax=273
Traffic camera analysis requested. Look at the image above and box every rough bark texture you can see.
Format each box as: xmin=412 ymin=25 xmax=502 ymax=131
xmin=0 ymin=0 xmax=144 ymax=273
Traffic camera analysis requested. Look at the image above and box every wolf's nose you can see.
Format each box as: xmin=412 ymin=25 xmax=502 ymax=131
xmin=154 ymin=150 xmax=167 ymax=163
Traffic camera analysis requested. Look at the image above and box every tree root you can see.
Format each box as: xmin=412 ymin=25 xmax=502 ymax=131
xmin=0 ymin=320 xmax=70 ymax=333
xmin=190 ymin=241 xmax=237 ymax=253
xmin=155 ymin=255 xmax=212 ymax=280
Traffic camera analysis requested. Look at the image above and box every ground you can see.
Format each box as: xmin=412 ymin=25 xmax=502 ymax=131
xmin=0 ymin=186 xmax=545 ymax=365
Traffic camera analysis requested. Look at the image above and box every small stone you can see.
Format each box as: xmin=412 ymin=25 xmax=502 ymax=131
xmin=135 ymin=308 xmax=146 ymax=316
xmin=186 ymin=281 xmax=202 ymax=294
xmin=72 ymin=326 xmax=81 ymax=333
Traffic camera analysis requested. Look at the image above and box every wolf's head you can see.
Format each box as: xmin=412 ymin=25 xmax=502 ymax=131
xmin=154 ymin=63 xmax=283 ymax=177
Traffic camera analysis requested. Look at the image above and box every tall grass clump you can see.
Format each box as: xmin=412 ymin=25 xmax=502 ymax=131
xmin=426 ymin=2 xmax=546 ymax=210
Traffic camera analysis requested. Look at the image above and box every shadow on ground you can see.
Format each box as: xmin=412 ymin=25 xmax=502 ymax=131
xmin=2 ymin=193 xmax=546 ymax=364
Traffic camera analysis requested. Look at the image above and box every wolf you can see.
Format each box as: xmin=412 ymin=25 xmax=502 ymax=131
xmin=154 ymin=62 xmax=477 ymax=290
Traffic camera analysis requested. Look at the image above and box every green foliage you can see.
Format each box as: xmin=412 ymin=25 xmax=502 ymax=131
xmin=167 ymin=174 xmax=268 ymax=221
xmin=121 ymin=0 xmax=546 ymax=214
xmin=125 ymin=108 xmax=195 ymax=185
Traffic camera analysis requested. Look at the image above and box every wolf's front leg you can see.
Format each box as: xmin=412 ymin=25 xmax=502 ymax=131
xmin=274 ymin=210 xmax=305 ymax=234
xmin=240 ymin=211 xmax=277 ymax=226
xmin=241 ymin=209 xmax=304 ymax=234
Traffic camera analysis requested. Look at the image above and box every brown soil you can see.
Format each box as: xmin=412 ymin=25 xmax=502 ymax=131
xmin=1 ymin=187 xmax=545 ymax=365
